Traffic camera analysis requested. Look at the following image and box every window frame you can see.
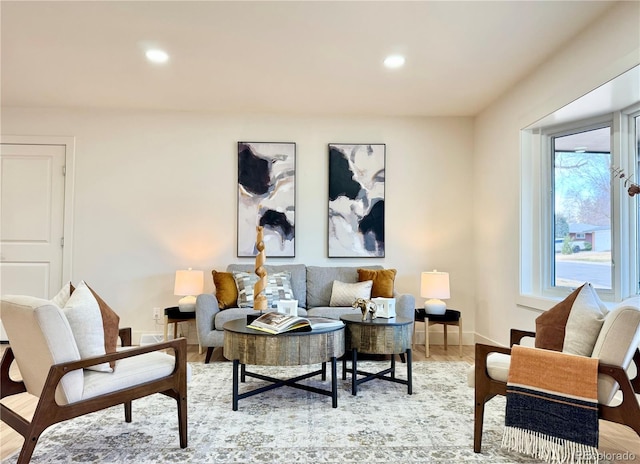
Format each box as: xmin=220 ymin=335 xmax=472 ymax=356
xmin=547 ymin=119 xmax=613 ymax=297
xmin=520 ymin=105 xmax=639 ymax=308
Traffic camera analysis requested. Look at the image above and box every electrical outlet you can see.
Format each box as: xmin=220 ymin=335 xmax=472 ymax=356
xmin=153 ymin=307 xmax=162 ymax=322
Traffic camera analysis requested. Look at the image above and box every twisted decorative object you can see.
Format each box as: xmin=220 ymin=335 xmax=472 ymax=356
xmin=253 ymin=226 xmax=268 ymax=311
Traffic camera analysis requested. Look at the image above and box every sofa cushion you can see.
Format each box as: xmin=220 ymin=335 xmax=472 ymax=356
xmin=227 ymin=264 xmax=307 ymax=308
xmin=329 ymin=280 xmax=373 ymax=306
xmin=307 ymin=265 xmax=382 ymax=308
xmin=357 ymin=268 xmax=396 ymax=298
xmin=535 ymin=282 xmax=608 ymax=356
xmin=306 ymin=306 xmax=359 ymax=320
xmin=233 ymin=271 xmax=294 ymax=309
xmin=212 ymin=271 xmax=238 ymax=309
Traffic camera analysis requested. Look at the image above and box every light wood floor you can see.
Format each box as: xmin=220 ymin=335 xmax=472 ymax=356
xmin=1 ymin=344 xmax=639 ymax=463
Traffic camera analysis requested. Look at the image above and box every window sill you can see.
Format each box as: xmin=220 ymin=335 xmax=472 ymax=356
xmin=517 ymin=293 xmax=620 ymax=312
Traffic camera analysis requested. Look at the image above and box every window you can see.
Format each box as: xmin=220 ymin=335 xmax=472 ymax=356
xmin=551 ymin=125 xmax=612 ymax=290
xmin=519 ymin=66 xmax=640 ymax=306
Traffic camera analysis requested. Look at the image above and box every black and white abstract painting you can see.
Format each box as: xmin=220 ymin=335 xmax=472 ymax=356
xmin=328 ymin=143 xmax=385 ymax=257
xmin=237 ymin=142 xmax=295 ymax=257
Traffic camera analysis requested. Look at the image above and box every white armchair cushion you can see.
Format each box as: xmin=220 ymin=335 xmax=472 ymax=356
xmin=467 ymin=352 xmax=511 ymax=387
xmin=62 ymin=281 xmax=111 ymax=373
xmin=486 ymin=353 xmax=511 ymax=383
xmin=591 ymin=296 xmax=640 ymax=404
xmin=82 ymin=351 xmax=184 ymax=400
xmin=1 ymin=296 xmax=84 ymax=405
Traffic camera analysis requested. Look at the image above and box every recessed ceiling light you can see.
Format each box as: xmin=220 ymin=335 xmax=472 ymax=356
xmin=384 ymin=55 xmax=405 ymax=69
xmin=145 ymin=49 xmax=169 ymax=64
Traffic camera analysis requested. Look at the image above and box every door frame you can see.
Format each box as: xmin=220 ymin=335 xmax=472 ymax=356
xmin=1 ymin=134 xmax=76 ymax=286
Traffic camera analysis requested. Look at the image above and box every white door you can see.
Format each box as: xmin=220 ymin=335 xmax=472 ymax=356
xmin=0 ymin=143 xmax=67 ymax=339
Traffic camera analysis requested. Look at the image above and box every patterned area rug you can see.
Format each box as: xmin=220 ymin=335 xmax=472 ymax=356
xmin=2 ymin=361 xmax=538 ymax=463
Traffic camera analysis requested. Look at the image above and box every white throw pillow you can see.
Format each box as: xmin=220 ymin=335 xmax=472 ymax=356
xmin=51 ymin=281 xmax=72 ymax=308
xmin=62 ymin=281 xmax=112 ymax=372
xmin=329 ymin=280 xmax=373 ymax=307
xmin=562 ymin=282 xmax=608 ymax=356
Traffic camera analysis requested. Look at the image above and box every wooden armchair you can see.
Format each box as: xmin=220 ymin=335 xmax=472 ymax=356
xmin=1 ymin=295 xmax=188 ymax=464
xmin=474 ymin=327 xmax=640 ymax=453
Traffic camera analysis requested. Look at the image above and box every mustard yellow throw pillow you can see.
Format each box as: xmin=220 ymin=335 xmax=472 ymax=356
xmin=357 ymin=268 xmax=397 ymax=298
xmin=212 ymin=270 xmax=238 ymax=309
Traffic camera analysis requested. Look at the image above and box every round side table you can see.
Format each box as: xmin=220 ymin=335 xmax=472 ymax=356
xmin=340 ymin=313 xmax=413 ymax=395
xmin=414 ymin=308 xmax=462 ymax=358
xmin=164 ymin=306 xmax=196 ymax=342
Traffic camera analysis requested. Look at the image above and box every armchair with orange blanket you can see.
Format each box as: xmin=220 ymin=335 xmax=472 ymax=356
xmin=472 ymin=289 xmax=640 ymax=454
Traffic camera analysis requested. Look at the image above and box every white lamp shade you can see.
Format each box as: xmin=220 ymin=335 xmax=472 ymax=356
xmin=174 ymin=269 xmax=204 ymax=312
xmin=174 ymin=269 xmax=204 ymax=296
xmin=420 ymin=270 xmax=450 ymax=315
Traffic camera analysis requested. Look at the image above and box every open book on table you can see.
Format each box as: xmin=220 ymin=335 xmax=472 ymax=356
xmin=247 ymin=312 xmax=344 ymax=335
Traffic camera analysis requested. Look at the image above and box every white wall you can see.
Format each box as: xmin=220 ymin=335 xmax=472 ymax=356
xmin=474 ymin=1 xmax=640 ymax=345
xmin=2 ymin=110 xmax=475 ymax=342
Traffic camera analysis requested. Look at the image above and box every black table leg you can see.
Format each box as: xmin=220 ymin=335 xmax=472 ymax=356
xmin=351 ymin=348 xmax=358 ymax=395
xmin=331 ymin=356 xmax=338 ymax=408
xmin=407 ymin=348 xmax=413 ymax=395
xmin=342 ymin=357 xmax=347 ymax=380
xmin=232 ymin=359 xmax=239 ymax=411
xmin=240 ymin=363 xmax=246 ymax=383
xmin=322 ymin=362 xmax=327 ymax=381
xmin=391 ymin=355 xmax=396 ymax=379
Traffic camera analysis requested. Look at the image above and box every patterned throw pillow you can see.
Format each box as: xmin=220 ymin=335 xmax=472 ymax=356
xmin=234 ymin=271 xmax=294 ymax=308
xmin=329 ymin=280 xmax=373 ymax=307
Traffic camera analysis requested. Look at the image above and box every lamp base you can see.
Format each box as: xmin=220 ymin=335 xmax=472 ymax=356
xmin=178 ymin=295 xmax=196 ymax=312
xmin=424 ymin=299 xmax=446 ymax=315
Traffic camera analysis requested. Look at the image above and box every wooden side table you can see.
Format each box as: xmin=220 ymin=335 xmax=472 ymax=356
xmin=164 ymin=306 xmax=196 ymax=342
xmin=414 ymin=308 xmax=462 ymax=358
xmin=340 ymin=314 xmax=413 ymax=395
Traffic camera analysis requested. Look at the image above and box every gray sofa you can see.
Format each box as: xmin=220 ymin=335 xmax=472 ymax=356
xmin=196 ymin=264 xmax=415 ymax=363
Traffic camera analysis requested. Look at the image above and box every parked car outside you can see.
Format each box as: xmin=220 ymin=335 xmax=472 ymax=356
xmin=554 ymin=238 xmax=564 ymax=253
xmin=569 ymin=240 xmax=590 ymax=253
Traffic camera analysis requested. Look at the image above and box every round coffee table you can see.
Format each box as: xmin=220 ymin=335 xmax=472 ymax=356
xmin=339 ymin=314 xmax=413 ymax=395
xmin=223 ymin=318 xmax=345 ymax=410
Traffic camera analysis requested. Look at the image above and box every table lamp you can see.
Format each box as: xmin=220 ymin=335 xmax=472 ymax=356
xmin=420 ymin=270 xmax=450 ymax=315
xmin=174 ymin=268 xmax=204 ymax=312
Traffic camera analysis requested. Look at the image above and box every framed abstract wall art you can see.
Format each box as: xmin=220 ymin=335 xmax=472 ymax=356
xmin=237 ymin=142 xmax=296 ymax=257
xmin=328 ymin=143 xmax=385 ymax=257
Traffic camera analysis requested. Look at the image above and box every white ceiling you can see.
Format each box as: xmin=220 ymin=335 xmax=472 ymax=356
xmin=1 ymin=1 xmax=616 ymax=117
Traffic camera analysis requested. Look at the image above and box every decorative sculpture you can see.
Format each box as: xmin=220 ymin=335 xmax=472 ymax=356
xmin=612 ymin=166 xmax=640 ymax=197
xmin=352 ymin=298 xmax=378 ymax=321
xmin=253 ymin=226 xmax=268 ymax=311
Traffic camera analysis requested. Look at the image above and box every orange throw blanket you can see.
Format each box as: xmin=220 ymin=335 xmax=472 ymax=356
xmin=502 ymin=345 xmax=599 ymax=463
